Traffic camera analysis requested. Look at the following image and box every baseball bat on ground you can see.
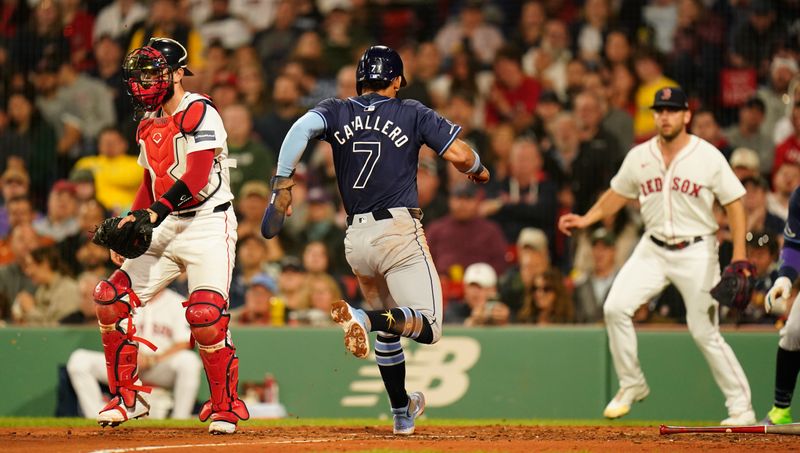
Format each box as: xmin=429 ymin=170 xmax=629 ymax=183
xmin=659 ymin=423 xmax=800 ymax=435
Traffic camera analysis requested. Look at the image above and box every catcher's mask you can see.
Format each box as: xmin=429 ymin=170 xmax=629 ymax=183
xmin=122 ymin=46 xmax=174 ymax=115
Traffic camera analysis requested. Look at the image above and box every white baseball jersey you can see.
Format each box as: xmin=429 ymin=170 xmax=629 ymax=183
xmin=610 ymin=135 xmax=745 ymax=239
xmin=137 ymin=92 xmax=234 ymax=214
xmin=133 ymin=288 xmax=192 ymax=355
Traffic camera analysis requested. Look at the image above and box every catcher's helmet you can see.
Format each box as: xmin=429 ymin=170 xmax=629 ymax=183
xmin=122 ymin=45 xmax=174 ymax=113
xmin=147 ymin=37 xmax=194 ymax=76
xmin=356 ymin=45 xmax=407 ymax=95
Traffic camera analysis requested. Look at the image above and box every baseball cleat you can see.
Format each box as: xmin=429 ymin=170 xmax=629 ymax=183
xmin=208 ymin=420 xmax=237 ymax=434
xmin=393 ymin=391 xmax=425 ymax=435
xmin=603 ymin=384 xmax=649 ymax=419
xmin=721 ymin=409 xmax=757 ymax=426
xmin=760 ymin=406 xmax=792 ymax=425
xmin=97 ymin=393 xmax=150 ymax=427
xmin=331 ymin=300 xmax=370 ymax=359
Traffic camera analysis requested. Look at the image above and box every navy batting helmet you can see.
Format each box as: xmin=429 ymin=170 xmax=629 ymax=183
xmin=356 ymin=45 xmax=407 ymax=95
xmin=147 ymin=37 xmax=194 ymax=76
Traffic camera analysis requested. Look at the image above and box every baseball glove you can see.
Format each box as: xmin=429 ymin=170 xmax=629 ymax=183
xmin=92 ymin=209 xmax=154 ymax=259
xmin=710 ymin=260 xmax=756 ymax=310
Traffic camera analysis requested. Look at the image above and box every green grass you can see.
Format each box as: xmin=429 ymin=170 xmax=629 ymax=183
xmin=0 ymin=417 xmax=717 ymax=428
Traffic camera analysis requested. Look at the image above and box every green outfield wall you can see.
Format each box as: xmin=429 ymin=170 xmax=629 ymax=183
xmin=0 ymin=326 xmax=794 ymax=420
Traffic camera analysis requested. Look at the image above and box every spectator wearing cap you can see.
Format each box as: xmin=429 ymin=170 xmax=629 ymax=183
xmin=434 ymin=0 xmax=505 ymax=67
xmin=4 ymin=91 xmax=58 ymax=206
xmin=427 ymin=181 xmax=508 ymax=278
xmin=767 ymin=161 xmax=800 ymax=221
xmin=0 ymin=224 xmax=43 ymax=321
xmin=570 ymin=207 xmax=640 ymax=281
xmin=445 ymin=262 xmax=510 ymax=326
xmin=221 ymin=104 xmax=275 ymax=199
xmin=573 ymin=227 xmax=618 ymax=324
xmin=277 ymin=256 xmax=308 ymax=313
xmin=486 ymin=46 xmax=542 ymax=132
xmin=0 ymin=167 xmax=33 ymax=238
xmin=416 ymin=155 xmax=448 ymax=224
xmin=231 ymin=273 xmax=278 ymax=325
xmin=729 ymin=147 xmax=761 ymax=181
xmin=532 ymin=90 xmax=564 ymax=151
xmin=772 ymin=99 xmax=800 ymax=176
xmin=33 ymin=180 xmax=79 ymax=242
xmin=72 ymin=127 xmax=143 ymax=215
xmin=730 ymin=0 xmax=784 ymax=81
xmin=481 ymin=138 xmax=559 ymax=247
xmin=691 ymin=109 xmax=733 ymax=160
xmin=236 ymin=182 xmax=284 ymax=268
xmin=93 ymin=0 xmax=148 ymax=43
xmin=632 ymin=49 xmax=678 ymax=141
xmin=69 ymin=168 xmax=96 ymax=204
xmin=499 ymin=227 xmax=552 ymax=316
xmin=230 ymin=235 xmax=271 ymax=310
xmin=759 ymin=56 xmax=799 ymax=142
xmin=295 ymin=187 xmax=348 ymax=276
xmin=742 ymin=176 xmax=784 ymax=238
xmin=739 ymin=230 xmax=781 ymax=324
xmin=724 ymin=96 xmax=773 ymax=174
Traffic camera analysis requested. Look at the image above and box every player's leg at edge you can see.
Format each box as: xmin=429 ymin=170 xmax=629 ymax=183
xmin=185 ymin=290 xmax=249 ymax=434
xmin=761 ymin=301 xmax=800 ymax=425
xmin=93 ymin=270 xmax=156 ymax=427
xmin=332 ymin=300 xmax=435 ymax=435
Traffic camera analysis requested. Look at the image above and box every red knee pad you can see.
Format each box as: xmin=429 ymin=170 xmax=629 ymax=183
xmin=184 ymin=290 xmax=229 ymax=346
xmin=94 ymin=270 xmax=141 ymax=325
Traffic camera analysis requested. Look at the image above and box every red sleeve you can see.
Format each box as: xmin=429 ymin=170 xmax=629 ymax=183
xmin=182 ymin=150 xmax=215 ymax=195
xmin=132 ymin=170 xmax=154 ymax=210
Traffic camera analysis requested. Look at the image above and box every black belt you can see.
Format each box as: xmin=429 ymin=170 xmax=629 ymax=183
xmin=346 ymin=208 xmax=423 ymax=226
xmin=649 ymin=235 xmax=703 ymax=251
xmin=174 ymin=201 xmax=231 ymax=218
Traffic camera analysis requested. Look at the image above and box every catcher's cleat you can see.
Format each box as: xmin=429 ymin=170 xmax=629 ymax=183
xmin=603 ymin=384 xmax=650 ymax=419
xmin=393 ymin=391 xmax=425 ymax=435
xmin=97 ymin=392 xmax=150 ymax=427
xmin=721 ymin=409 xmax=757 ymax=426
xmin=208 ymin=420 xmax=237 ymax=435
xmin=331 ymin=300 xmax=370 ymax=359
xmin=761 ymin=406 xmax=792 ymax=425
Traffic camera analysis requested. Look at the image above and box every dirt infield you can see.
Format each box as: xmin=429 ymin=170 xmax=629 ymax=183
xmin=2 ymin=425 xmax=797 ymax=452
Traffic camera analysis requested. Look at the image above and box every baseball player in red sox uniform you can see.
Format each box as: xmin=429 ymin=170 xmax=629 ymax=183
xmin=92 ymin=38 xmax=248 ymax=434
xmin=559 ymin=87 xmax=756 ymax=425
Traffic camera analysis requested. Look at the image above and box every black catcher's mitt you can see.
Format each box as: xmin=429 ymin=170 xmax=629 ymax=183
xmin=92 ymin=209 xmax=154 ymax=259
xmin=710 ymin=260 xmax=756 ymax=310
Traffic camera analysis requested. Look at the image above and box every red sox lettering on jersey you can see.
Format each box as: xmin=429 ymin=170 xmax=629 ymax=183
xmin=639 ymin=176 xmax=703 ymax=198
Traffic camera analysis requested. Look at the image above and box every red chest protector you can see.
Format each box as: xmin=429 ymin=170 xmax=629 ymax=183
xmin=137 ymin=97 xmax=214 ymax=207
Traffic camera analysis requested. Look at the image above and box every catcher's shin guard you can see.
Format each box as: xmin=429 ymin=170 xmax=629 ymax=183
xmin=185 ymin=290 xmax=249 ymax=423
xmin=93 ymin=270 xmax=156 ymax=408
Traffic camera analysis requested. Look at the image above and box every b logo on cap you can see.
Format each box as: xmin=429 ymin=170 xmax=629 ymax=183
xmin=662 ymin=88 xmax=672 ymax=100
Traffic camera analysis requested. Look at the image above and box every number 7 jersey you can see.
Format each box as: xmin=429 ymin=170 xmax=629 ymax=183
xmin=310 ymin=93 xmax=461 ymax=215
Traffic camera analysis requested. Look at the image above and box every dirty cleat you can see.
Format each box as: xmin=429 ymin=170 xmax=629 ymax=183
xmin=208 ymin=420 xmax=237 ymax=434
xmin=721 ymin=409 xmax=757 ymax=426
xmin=760 ymin=406 xmax=792 ymax=425
xmin=393 ymin=391 xmax=425 ymax=435
xmin=331 ymin=300 xmax=370 ymax=359
xmin=97 ymin=393 xmax=150 ymax=427
xmin=603 ymin=384 xmax=650 ymax=419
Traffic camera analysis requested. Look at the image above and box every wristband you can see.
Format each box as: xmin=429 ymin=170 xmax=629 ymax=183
xmin=462 ymin=149 xmax=483 ymax=175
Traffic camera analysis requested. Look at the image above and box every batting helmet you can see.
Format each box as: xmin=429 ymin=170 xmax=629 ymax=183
xmin=356 ymin=45 xmax=407 ymax=95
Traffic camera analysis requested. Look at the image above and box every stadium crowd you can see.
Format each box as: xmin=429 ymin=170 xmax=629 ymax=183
xmin=2 ymin=0 xmax=800 ymax=329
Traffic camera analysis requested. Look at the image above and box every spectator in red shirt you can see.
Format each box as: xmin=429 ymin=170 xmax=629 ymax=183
xmin=427 ymin=182 xmax=508 ymax=278
xmin=485 ymin=46 xmax=542 ymax=132
xmin=772 ymin=100 xmax=800 ymax=177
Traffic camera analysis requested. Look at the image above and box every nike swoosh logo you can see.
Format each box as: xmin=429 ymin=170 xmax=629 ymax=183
xmin=786 ymin=225 xmax=796 ymax=238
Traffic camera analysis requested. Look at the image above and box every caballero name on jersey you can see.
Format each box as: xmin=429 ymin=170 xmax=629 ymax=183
xmin=334 ymin=115 xmax=409 ymax=147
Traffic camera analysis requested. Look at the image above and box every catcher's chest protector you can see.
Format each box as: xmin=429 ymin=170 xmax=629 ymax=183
xmin=137 ymin=98 xmax=211 ymax=206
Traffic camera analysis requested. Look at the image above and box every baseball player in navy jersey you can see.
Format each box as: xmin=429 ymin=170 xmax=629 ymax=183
xmin=559 ymin=87 xmax=756 ymax=425
xmin=762 ymin=187 xmax=800 ymax=425
xmin=92 ymin=38 xmax=248 ymax=434
xmin=262 ymin=45 xmax=489 ymax=435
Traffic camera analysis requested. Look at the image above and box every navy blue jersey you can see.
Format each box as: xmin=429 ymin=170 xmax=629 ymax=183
xmin=310 ymin=93 xmax=461 ymax=215
xmin=785 ymin=187 xmax=800 ymax=250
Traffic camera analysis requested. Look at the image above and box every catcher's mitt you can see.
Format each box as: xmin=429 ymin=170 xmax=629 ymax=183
xmin=710 ymin=260 xmax=756 ymax=310
xmin=92 ymin=209 xmax=154 ymax=259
